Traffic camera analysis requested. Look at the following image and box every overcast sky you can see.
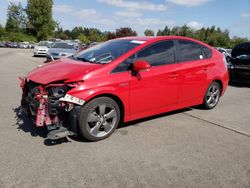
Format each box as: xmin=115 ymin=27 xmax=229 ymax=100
xmin=0 ymin=0 xmax=250 ymax=38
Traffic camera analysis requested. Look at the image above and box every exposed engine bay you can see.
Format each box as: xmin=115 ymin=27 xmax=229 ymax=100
xmin=19 ymin=77 xmax=83 ymax=140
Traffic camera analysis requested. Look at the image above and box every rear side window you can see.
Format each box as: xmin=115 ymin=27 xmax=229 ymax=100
xmin=177 ymin=40 xmax=211 ymax=62
xmin=202 ymin=47 xmax=212 ymax=58
xmin=136 ymin=40 xmax=175 ymax=67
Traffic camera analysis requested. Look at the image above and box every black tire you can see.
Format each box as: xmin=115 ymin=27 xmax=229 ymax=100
xmin=226 ymin=56 xmax=231 ymax=63
xmin=203 ymin=81 xmax=221 ymax=109
xmin=78 ymin=97 xmax=120 ymax=141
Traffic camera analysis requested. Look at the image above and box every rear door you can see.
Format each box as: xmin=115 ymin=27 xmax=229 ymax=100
xmin=176 ymin=40 xmax=213 ymax=103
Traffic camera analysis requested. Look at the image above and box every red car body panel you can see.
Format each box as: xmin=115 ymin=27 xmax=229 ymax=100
xmin=25 ymin=36 xmax=229 ymax=125
xmin=28 ymin=58 xmax=102 ymax=84
xmin=129 ymin=63 xmax=180 ymax=114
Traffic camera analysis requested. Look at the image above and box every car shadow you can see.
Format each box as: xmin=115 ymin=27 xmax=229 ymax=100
xmin=13 ymin=106 xmax=193 ymax=145
xmin=32 ymin=56 xmax=48 ymax=63
xmin=119 ymin=108 xmax=192 ymax=129
xmin=13 ymin=106 xmax=47 ymax=138
xmin=13 ymin=107 xmax=71 ymax=146
xmin=69 ymin=108 xmax=193 ymax=143
xmin=229 ymin=81 xmax=250 ymax=88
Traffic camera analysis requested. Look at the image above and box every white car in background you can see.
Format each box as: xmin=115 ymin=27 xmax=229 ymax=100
xmin=19 ymin=42 xmax=30 ymax=49
xmin=33 ymin=41 xmax=53 ymax=57
xmin=216 ymin=47 xmax=232 ymax=63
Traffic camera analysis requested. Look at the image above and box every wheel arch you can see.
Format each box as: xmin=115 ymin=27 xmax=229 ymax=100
xmin=212 ymin=79 xmax=223 ymax=95
xmin=85 ymin=93 xmax=125 ymax=123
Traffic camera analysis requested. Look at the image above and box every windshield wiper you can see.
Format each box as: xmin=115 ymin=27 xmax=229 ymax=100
xmin=75 ymin=57 xmax=99 ymax=64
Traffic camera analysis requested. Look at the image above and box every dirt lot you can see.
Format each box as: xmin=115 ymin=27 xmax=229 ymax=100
xmin=0 ymin=48 xmax=249 ymax=188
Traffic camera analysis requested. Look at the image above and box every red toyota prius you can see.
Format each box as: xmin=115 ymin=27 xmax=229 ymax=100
xmin=20 ymin=36 xmax=229 ymax=141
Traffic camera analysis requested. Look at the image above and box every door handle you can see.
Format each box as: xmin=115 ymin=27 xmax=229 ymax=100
xmin=203 ymin=65 xmax=209 ymax=71
xmin=169 ymin=73 xmax=178 ymax=79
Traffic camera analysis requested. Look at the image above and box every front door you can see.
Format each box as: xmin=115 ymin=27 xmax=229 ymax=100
xmin=129 ymin=40 xmax=180 ymax=116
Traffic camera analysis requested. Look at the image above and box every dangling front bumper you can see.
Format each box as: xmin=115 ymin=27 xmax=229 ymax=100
xmin=19 ymin=77 xmax=83 ymax=139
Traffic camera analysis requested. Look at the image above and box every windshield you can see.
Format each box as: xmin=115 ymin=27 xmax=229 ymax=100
xmin=38 ymin=41 xmax=52 ymax=47
xmin=52 ymin=42 xmax=75 ymax=49
xmin=72 ymin=39 xmax=143 ymax=64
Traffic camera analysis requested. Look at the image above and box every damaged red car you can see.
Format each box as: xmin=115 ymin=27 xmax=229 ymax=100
xmin=20 ymin=36 xmax=229 ymax=141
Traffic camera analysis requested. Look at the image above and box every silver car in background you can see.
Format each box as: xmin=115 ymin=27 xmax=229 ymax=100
xmin=46 ymin=41 xmax=80 ymax=62
xmin=33 ymin=41 xmax=53 ymax=56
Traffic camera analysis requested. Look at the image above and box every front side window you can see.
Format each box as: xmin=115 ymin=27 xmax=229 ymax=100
xmin=112 ymin=55 xmax=135 ymax=73
xmin=178 ymin=40 xmax=211 ymax=62
xmin=136 ymin=40 xmax=175 ymax=67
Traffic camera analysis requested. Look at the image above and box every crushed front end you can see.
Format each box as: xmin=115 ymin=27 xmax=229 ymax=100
xmin=19 ymin=77 xmax=84 ymax=140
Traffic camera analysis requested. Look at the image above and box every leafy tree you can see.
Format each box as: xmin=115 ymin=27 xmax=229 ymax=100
xmin=157 ymin=26 xmax=171 ymax=36
xmin=71 ymin=26 xmax=84 ymax=39
xmin=78 ymin=33 xmax=89 ymax=44
xmin=57 ymin=32 xmax=69 ymax=40
xmin=0 ymin=24 xmax=5 ymax=37
xmin=26 ymin=0 xmax=55 ymax=40
xmin=156 ymin=24 xmax=249 ymax=48
xmin=115 ymin=27 xmax=137 ymax=38
xmin=5 ymin=2 xmax=26 ymax=32
xmin=194 ymin=27 xmax=206 ymax=41
xmin=231 ymin=37 xmax=249 ymax=48
xmin=106 ymin=31 xmax=116 ymax=40
xmin=104 ymin=27 xmax=137 ymax=40
xmin=144 ymin=29 xmax=155 ymax=36
xmin=0 ymin=32 xmax=36 ymax=42
xmin=170 ymin=26 xmax=181 ymax=36
xmin=179 ymin=25 xmax=194 ymax=38
xmin=88 ymin=28 xmax=103 ymax=42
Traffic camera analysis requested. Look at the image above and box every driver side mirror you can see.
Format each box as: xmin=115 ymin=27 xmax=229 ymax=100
xmin=132 ymin=60 xmax=151 ymax=72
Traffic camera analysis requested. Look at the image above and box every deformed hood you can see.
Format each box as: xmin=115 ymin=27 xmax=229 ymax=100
xmin=27 ymin=58 xmax=102 ymax=84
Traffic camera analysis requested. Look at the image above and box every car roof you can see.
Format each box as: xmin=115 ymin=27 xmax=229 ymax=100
xmin=116 ymin=36 xmax=212 ymax=48
xmin=118 ymin=36 xmax=200 ymax=41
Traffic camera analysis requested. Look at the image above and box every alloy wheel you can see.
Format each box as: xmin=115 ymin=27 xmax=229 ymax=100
xmin=86 ymin=103 xmax=118 ymax=138
xmin=206 ymin=84 xmax=220 ymax=108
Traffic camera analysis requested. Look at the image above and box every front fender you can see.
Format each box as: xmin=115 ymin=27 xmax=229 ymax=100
xmin=67 ymin=85 xmax=130 ymax=122
xmin=67 ymin=86 xmax=118 ymax=101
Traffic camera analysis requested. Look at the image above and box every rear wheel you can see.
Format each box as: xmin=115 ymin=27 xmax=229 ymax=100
xmin=203 ymin=82 xmax=221 ymax=109
xmin=78 ymin=97 xmax=120 ymax=141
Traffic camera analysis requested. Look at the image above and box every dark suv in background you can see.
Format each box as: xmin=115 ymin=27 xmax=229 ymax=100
xmin=229 ymin=42 xmax=250 ymax=83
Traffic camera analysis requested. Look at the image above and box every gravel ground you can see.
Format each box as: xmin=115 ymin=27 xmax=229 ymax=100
xmin=0 ymin=48 xmax=249 ymax=188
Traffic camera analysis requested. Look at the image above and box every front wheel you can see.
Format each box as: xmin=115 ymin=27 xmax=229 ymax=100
xmin=78 ymin=97 xmax=120 ymax=141
xmin=203 ymin=82 xmax=221 ymax=109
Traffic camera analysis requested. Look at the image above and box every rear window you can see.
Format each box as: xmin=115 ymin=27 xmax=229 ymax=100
xmin=202 ymin=47 xmax=212 ymax=58
xmin=177 ymin=40 xmax=212 ymax=62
